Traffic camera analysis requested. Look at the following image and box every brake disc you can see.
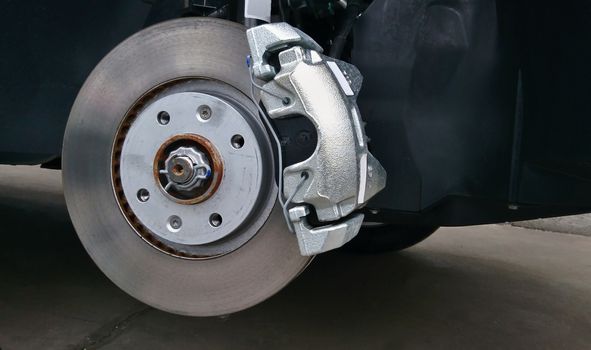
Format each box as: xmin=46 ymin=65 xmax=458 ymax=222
xmin=62 ymin=18 xmax=311 ymax=316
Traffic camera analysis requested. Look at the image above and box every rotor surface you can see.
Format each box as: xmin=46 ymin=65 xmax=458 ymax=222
xmin=62 ymin=18 xmax=312 ymax=316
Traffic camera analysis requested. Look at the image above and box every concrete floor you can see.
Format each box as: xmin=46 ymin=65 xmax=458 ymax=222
xmin=0 ymin=166 xmax=590 ymax=350
xmin=514 ymin=214 xmax=591 ymax=237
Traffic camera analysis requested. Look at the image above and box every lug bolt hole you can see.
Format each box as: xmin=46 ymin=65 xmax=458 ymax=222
xmin=157 ymin=111 xmax=170 ymax=125
xmin=197 ymin=105 xmax=212 ymax=121
xmin=231 ymin=134 xmax=244 ymax=149
xmin=209 ymin=213 xmax=222 ymax=227
xmin=167 ymin=215 xmax=182 ymax=232
xmin=137 ymin=188 xmax=150 ymax=202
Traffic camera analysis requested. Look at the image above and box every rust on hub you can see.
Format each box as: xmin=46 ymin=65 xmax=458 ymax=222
xmin=153 ymin=133 xmax=224 ymax=205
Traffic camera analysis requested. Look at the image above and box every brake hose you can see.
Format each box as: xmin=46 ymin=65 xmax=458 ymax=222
xmin=329 ymin=0 xmax=364 ymax=58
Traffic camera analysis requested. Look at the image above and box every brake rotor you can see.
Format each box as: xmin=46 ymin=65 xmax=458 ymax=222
xmin=62 ymin=18 xmax=312 ymax=316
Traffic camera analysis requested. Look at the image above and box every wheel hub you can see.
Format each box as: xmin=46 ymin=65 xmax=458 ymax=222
xmin=113 ymin=80 xmax=275 ymax=257
xmin=163 ymin=147 xmax=211 ymax=189
xmin=153 ymin=133 xmax=223 ymax=204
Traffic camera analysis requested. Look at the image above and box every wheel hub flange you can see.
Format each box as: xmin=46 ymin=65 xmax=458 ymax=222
xmin=112 ymin=79 xmax=274 ymax=258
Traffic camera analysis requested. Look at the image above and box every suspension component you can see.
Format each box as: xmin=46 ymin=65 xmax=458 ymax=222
xmin=246 ymin=22 xmax=387 ymax=256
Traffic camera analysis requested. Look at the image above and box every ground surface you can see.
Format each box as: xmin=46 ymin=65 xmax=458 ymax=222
xmin=514 ymin=214 xmax=591 ymax=237
xmin=0 ymin=165 xmax=590 ymax=350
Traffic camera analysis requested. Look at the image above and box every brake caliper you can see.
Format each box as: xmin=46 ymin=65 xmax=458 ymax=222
xmin=246 ymin=23 xmax=386 ymax=256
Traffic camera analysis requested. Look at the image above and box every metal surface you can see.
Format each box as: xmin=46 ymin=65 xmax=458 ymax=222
xmin=162 ymin=146 xmax=211 ymax=190
xmin=152 ymin=132 xmax=224 ymax=206
xmin=62 ymin=18 xmax=312 ymax=316
xmin=118 ymin=91 xmax=268 ymax=247
xmin=244 ymin=0 xmax=272 ymax=23
xmin=247 ymin=23 xmax=386 ymax=255
xmin=289 ymin=206 xmax=364 ymax=256
xmin=246 ymin=22 xmax=322 ymax=80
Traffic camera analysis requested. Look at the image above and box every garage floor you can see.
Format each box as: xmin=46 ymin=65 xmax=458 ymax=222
xmin=0 ymin=166 xmax=590 ymax=350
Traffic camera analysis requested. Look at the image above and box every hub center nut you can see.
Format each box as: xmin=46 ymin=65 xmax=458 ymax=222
xmin=163 ymin=146 xmax=211 ymax=192
xmin=153 ymin=134 xmax=223 ymax=205
xmin=168 ymin=156 xmax=194 ymax=184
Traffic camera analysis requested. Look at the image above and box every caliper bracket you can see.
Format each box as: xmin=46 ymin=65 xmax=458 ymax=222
xmin=246 ymin=23 xmax=386 ymax=256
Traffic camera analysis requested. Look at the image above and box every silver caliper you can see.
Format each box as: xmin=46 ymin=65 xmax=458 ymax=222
xmin=246 ymin=23 xmax=386 ymax=256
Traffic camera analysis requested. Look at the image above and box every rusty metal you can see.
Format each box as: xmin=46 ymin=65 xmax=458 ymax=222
xmin=153 ymin=133 xmax=224 ymax=205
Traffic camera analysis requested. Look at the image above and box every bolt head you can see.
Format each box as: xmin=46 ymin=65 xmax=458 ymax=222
xmin=168 ymin=215 xmax=182 ymax=231
xmin=198 ymin=105 xmax=212 ymax=120
xmin=166 ymin=156 xmax=194 ymax=184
